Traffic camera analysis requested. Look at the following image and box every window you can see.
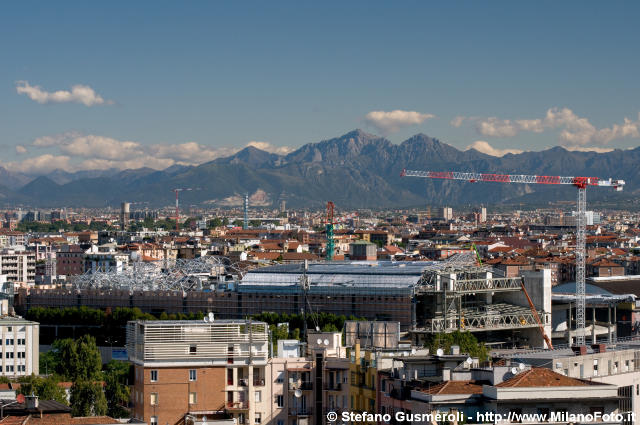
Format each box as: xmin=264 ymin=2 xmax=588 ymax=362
xmin=5 ymin=352 xmax=14 ymax=359
xmin=5 ymin=365 xmax=13 ymax=373
xmin=255 ymin=413 xmax=262 ymax=424
xmin=189 ymin=369 xmax=197 ymax=381
xmin=190 ymin=345 xmax=197 ymax=354
xmin=150 ymin=416 xmax=158 ymax=425
xmin=5 ymin=339 xmax=13 ymax=345
xmin=150 ymin=370 xmax=158 ymax=382
xmin=593 ymin=359 xmax=598 ymax=376
xmin=189 ymin=392 xmax=197 ymax=404
xmin=7 ymin=327 xmax=11 ymax=332
xmin=277 ymin=421 xmax=284 ymax=425
xmin=276 ymin=372 xmax=284 ymax=383
xmin=150 ymin=393 xmax=158 ymax=405
xmin=276 ymin=395 xmax=284 ymax=407
xmin=255 ymin=391 xmax=261 ymax=402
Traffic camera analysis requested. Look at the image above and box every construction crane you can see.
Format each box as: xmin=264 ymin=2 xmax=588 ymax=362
xmin=401 ymin=169 xmax=625 ymax=346
xmin=325 ymin=201 xmax=335 ymax=261
xmin=172 ymin=188 xmax=193 ymax=232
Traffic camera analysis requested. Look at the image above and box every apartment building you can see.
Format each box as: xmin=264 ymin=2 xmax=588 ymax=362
xmin=127 ymin=319 xmax=269 ymax=425
xmin=0 ymin=249 xmax=36 ymax=284
xmin=0 ymin=305 xmax=39 ymax=378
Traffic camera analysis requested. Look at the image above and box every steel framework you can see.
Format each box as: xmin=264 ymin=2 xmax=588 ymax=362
xmin=402 ymin=168 xmax=625 ymax=346
xmin=71 ymin=256 xmax=243 ymax=292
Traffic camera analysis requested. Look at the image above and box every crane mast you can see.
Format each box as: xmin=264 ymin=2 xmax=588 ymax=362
xmin=402 ymin=168 xmax=625 ymax=347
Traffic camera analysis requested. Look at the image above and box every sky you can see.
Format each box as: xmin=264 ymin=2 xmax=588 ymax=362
xmin=1 ymin=1 xmax=639 ymax=174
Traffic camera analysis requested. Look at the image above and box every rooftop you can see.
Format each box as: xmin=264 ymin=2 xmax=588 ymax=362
xmin=496 ymin=367 xmax=595 ymax=388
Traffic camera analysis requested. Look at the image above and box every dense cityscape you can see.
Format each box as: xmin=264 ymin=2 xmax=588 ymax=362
xmin=3 ymin=1 xmax=640 ymax=424
xmin=0 ymin=196 xmax=640 ymax=424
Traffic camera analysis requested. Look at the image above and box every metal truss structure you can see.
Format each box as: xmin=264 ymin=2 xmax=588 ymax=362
xmin=423 ymin=304 xmax=548 ymax=333
xmin=72 ymin=256 xmax=243 ymax=292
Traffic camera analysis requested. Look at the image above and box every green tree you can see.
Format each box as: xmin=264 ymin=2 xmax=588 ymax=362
xmin=17 ymin=375 xmax=68 ymax=405
xmin=72 ymin=335 xmax=103 ymax=381
xmin=70 ymin=381 xmax=107 ymax=416
xmin=426 ymin=331 xmax=489 ymax=361
xmin=104 ymin=360 xmax=131 ymax=418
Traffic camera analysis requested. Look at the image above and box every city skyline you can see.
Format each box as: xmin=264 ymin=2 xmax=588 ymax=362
xmin=1 ymin=1 xmax=640 ymax=173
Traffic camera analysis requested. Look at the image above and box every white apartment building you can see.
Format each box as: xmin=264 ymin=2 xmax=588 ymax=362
xmin=0 ymin=249 xmax=36 ymax=284
xmin=0 ymin=304 xmax=39 ymax=377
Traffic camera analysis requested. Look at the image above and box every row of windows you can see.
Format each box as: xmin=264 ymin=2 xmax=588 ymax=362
xmin=148 ymin=392 xmax=197 ymax=405
xmin=5 ymin=365 xmax=25 ymax=372
xmin=147 ymin=369 xmax=197 ymax=382
xmin=4 ymin=339 xmax=26 ymax=345
xmin=5 ymin=352 xmax=27 ymax=359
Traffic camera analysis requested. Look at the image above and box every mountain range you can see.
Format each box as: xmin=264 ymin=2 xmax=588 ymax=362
xmin=1 ymin=129 xmax=639 ymax=209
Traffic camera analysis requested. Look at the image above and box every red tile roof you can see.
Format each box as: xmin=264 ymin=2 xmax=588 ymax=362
xmin=422 ymin=380 xmax=483 ymax=395
xmin=496 ymin=367 xmax=593 ymax=387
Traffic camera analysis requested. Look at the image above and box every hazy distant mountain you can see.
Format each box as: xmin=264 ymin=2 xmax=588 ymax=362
xmin=4 ymin=129 xmax=640 ymax=208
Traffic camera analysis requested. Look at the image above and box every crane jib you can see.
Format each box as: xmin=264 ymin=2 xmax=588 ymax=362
xmin=403 ymin=170 xmax=603 ymax=186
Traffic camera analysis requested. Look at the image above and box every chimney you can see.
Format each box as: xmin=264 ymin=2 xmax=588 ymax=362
xmin=442 ymin=368 xmax=451 ymax=381
xmin=591 ymin=343 xmax=606 ymax=353
xmin=571 ymin=345 xmax=587 ymax=356
xmin=25 ymin=394 xmax=38 ymax=409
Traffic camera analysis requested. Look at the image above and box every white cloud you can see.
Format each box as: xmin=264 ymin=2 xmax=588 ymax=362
xmin=16 ymin=81 xmax=112 ymax=106
xmin=364 ymin=110 xmax=435 ymax=133
xmin=465 ymin=140 xmax=523 ymax=157
xmin=450 ymin=116 xmax=467 ymax=128
xmin=2 ymin=132 xmax=294 ymax=174
xmin=246 ymin=141 xmax=294 ymax=155
xmin=564 ymin=146 xmax=615 ymax=153
xmin=472 ymin=108 xmax=640 ymax=147
xmin=15 ymin=145 xmax=27 ymax=154
xmin=4 ymin=154 xmax=73 ymax=174
xmin=475 ymin=118 xmax=519 ymax=138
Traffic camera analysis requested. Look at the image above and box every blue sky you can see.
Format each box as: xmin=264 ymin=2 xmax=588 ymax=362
xmin=1 ymin=1 xmax=639 ymax=173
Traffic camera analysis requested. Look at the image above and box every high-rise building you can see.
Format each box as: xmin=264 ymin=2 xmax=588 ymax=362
xmin=440 ymin=207 xmax=453 ymax=221
xmin=120 ymin=202 xmax=131 ymax=230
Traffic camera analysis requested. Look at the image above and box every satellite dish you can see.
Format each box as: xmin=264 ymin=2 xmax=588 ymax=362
xmin=466 ymin=357 xmax=473 ymax=364
xmin=436 ymin=348 xmax=444 ymax=356
xmin=315 ymin=326 xmax=320 ymax=331
xmin=324 ymin=339 xmax=330 ymax=346
xmin=208 ymin=312 xmax=214 ymax=322
xmin=519 ymin=363 xmax=525 ymax=370
xmin=317 ymin=338 xmax=323 ymax=345
xmin=511 ymin=367 xmax=518 ymax=375
xmin=203 ymin=316 xmax=209 ymax=323
xmin=294 ymin=389 xmax=302 ymax=398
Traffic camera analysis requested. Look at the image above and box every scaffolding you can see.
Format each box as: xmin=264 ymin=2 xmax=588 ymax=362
xmin=413 ymin=265 xmax=550 ymax=335
xmin=71 ymin=256 xmax=243 ymax=292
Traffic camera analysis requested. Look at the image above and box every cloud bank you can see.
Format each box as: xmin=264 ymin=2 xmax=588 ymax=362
xmin=364 ymin=110 xmax=435 ymax=133
xmin=465 ymin=141 xmax=523 ymax=157
xmin=3 ymin=132 xmax=292 ymax=174
xmin=16 ymin=81 xmax=112 ymax=106
xmin=456 ymin=108 xmax=640 ymax=149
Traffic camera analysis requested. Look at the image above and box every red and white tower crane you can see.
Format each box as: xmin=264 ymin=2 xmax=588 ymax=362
xmin=172 ymin=188 xmax=193 ymax=232
xmin=401 ymin=168 xmax=625 ymax=346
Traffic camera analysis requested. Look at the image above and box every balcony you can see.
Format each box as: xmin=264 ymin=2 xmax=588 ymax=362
xmin=226 ymin=401 xmax=249 ymax=410
xmin=289 ymin=381 xmax=313 ymax=391
xmin=253 ymin=378 xmax=265 ymax=386
xmin=324 ymin=383 xmax=342 ymax=391
xmin=239 ymin=379 xmax=248 ymax=387
xmin=289 ymin=409 xmax=312 ymax=416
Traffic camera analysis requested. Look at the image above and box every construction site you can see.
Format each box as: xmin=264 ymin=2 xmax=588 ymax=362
xmin=15 ymin=253 xmax=555 ymax=348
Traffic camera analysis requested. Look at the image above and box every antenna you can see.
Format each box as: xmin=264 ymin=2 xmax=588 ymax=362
xmin=436 ymin=348 xmax=444 ymax=356
xmin=324 ymin=339 xmax=329 ymax=346
xmin=466 ymin=357 xmax=473 ymax=365
xmin=317 ymin=338 xmax=322 ymax=345
xmin=294 ymin=389 xmax=302 ymax=398
xmin=511 ymin=367 xmax=518 ymax=375
xmin=519 ymin=363 xmax=525 ymax=370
